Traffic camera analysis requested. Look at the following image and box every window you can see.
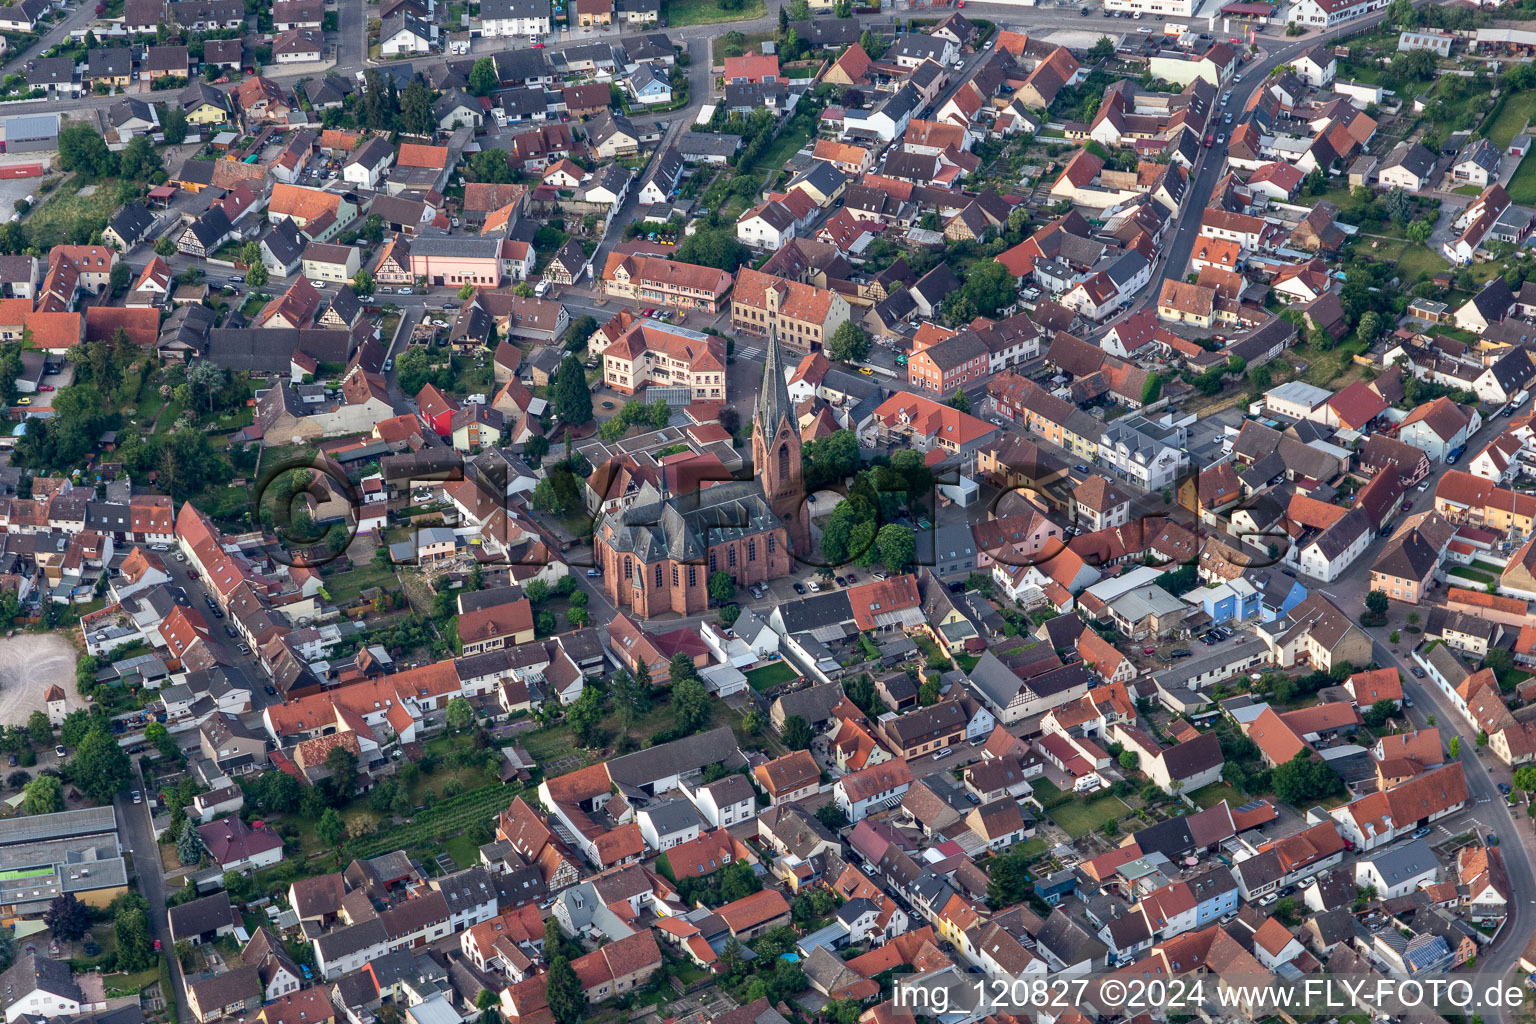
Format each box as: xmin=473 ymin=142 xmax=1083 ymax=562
xmin=778 ymin=442 xmax=791 ymax=480
xmin=748 ymin=539 xmax=756 ymax=562
xmin=688 ymin=566 xmax=697 ymax=587
xmin=624 ymin=558 xmax=633 ymax=579
xmin=672 ymin=566 xmax=680 ymax=586
xmin=728 ymin=547 xmax=737 ymax=568
xmin=709 ymin=551 xmax=717 ymax=571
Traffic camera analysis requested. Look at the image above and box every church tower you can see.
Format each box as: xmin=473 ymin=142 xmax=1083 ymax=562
xmin=753 ymin=327 xmax=806 ymax=545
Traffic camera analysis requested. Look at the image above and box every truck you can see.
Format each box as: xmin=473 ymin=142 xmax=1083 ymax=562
xmin=1507 ymin=389 xmax=1530 ymax=416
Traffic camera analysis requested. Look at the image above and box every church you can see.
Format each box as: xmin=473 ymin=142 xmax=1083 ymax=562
xmin=592 ymin=330 xmax=805 ymax=618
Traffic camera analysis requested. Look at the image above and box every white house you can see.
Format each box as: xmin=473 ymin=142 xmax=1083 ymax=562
xmin=834 ymin=761 xmax=913 ymax=822
xmin=0 ymin=956 xmax=85 ymax=1023
xmin=1288 ymin=0 xmax=1388 ymax=29
xmin=1354 ymin=840 xmax=1439 ymax=899
xmin=380 ymin=13 xmax=434 ymax=55
xmin=737 ymin=201 xmax=796 ymax=251
xmin=343 ymin=137 xmax=395 ymax=189
xmin=636 ymin=799 xmax=704 ymax=852
xmin=678 ymin=774 xmax=755 ymax=829
xmin=478 ymin=0 xmax=551 ymax=37
xmin=1293 ymin=45 xmax=1337 ymax=87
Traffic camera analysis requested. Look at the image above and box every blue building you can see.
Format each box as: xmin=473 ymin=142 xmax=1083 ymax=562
xmin=1248 ymin=567 xmax=1308 ymax=623
xmin=1198 ymin=577 xmax=1262 ymax=624
xmin=1189 ymin=865 xmax=1240 ymax=928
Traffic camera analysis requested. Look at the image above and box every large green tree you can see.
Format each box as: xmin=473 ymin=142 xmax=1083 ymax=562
xmin=21 ymin=774 xmax=63 ymax=814
xmin=546 ymin=955 xmax=585 ymax=1024
xmin=469 ymin=58 xmax=499 ymax=97
xmin=551 ymin=356 xmax=593 ymax=426
xmin=70 ymin=727 xmax=131 ymax=803
xmin=827 ymin=321 xmax=870 ymax=363
xmin=672 ymin=676 xmax=712 ymax=734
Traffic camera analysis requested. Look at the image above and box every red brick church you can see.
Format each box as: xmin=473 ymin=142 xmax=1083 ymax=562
xmin=593 ymin=330 xmax=803 ymax=617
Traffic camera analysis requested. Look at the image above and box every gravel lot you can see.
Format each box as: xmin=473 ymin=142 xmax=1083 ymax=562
xmin=0 ymin=632 xmax=82 ymax=726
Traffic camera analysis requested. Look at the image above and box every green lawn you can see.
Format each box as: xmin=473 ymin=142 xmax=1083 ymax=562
xmin=1394 ymin=241 xmax=1452 ymax=283
xmin=1048 ymin=792 xmax=1133 ymax=839
xmin=324 ymin=558 xmax=399 ymax=605
xmin=1509 ymin=153 xmax=1536 ymax=205
xmin=441 ymin=833 xmax=481 ymax=870
xmin=714 ymin=30 xmax=773 ymax=59
xmin=1487 ymin=90 xmax=1536 ymax=149
xmin=664 ymin=0 xmax=765 ymax=25
xmin=1448 ymin=566 xmax=1497 ymax=586
xmin=1188 ymin=781 xmax=1244 ymax=810
xmin=744 ymin=661 xmax=799 ymax=692
xmin=956 ymin=654 xmax=981 ymax=672
xmin=25 ymin=177 xmax=119 ymax=249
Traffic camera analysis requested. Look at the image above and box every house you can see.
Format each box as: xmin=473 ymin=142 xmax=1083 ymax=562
xmin=196 ymin=816 xmax=284 ymax=872
xmin=1294 ymin=45 xmax=1337 ymax=86
xmin=0 ymin=955 xmax=84 ymax=1022
xmin=1399 ymin=396 xmax=1477 ymax=462
xmin=168 ymin=893 xmax=242 ymax=946
xmin=1378 ymin=141 xmax=1437 ymax=191
xmin=479 ymin=0 xmax=550 ymax=36
xmin=1454 ymin=138 xmax=1502 ymax=188
xmin=1355 ymin=839 xmax=1439 ymax=899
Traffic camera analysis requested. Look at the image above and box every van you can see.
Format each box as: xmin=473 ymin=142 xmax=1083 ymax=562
xmin=534 ymin=279 xmax=550 ymax=297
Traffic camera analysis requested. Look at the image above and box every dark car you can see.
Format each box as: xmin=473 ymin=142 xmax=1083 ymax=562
xmin=846 ymin=573 xmax=858 ymax=583
xmin=1411 ymin=666 xmax=1426 ymax=678
xmin=1170 ymin=649 xmax=1192 ymax=658
xmin=265 ymin=685 xmax=277 ymax=696
xmin=793 ymin=582 xmax=807 ymax=595
xmin=5 ymin=754 xmax=15 ymax=767
xmin=224 ymin=625 xmax=237 ymax=637
xmin=835 ymin=576 xmax=848 ymax=587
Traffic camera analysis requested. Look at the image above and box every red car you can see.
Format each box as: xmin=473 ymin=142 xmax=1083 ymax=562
xmin=38 ymin=385 xmax=53 ymax=392
xmin=153 ymin=940 xmax=162 ymax=952
xmin=187 ymin=570 xmax=200 ymax=580
xmin=1403 ymin=500 xmax=1413 ymax=510
xmin=532 ymin=41 xmax=545 ymax=47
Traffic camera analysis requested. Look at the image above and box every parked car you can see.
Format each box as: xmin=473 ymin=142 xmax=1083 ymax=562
xmin=934 ymin=747 xmax=953 ymax=760
xmin=586 ymin=568 xmax=602 ymax=577
xmin=1411 ymin=666 xmax=1426 ymax=678
xmin=793 ymin=582 xmax=807 ymax=594
xmin=265 ymin=685 xmax=277 ymax=696
xmin=54 ymin=745 xmax=65 ymax=758
xmin=1170 ymin=649 xmax=1191 ymax=658
xmin=131 ymin=791 xmax=142 ymax=804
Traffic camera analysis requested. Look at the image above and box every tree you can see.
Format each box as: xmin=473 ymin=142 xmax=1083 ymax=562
xmin=469 ymin=57 xmax=499 ymax=96
xmin=155 ymin=236 xmax=176 ymax=257
xmin=245 ymin=258 xmax=269 ymax=288
xmin=161 ymin=106 xmax=188 ymax=145
xmin=708 ymin=570 xmax=735 ymax=607
xmin=815 ymin=803 xmax=845 ymax=831
xmin=43 ymin=893 xmax=90 ymax=941
xmin=113 ymin=893 xmax=156 ymax=971
xmin=782 ymin=715 xmax=814 ymax=750
xmin=70 ymin=727 xmax=131 ymax=803
xmin=523 ymin=434 xmax=549 ymax=462
xmin=985 ymin=848 xmax=1033 ymax=909
xmin=325 ymin=746 xmax=358 ymax=799
xmin=566 ymin=686 xmax=605 ymax=746
xmin=467 ymin=148 xmax=516 ymax=184
xmin=177 ymin=818 xmax=206 ymax=866
xmin=551 ymin=356 xmax=593 ymax=426
xmin=1119 ymin=750 xmax=1140 ymax=772
xmin=1407 ymin=220 xmax=1433 ymax=245
xmin=1305 ymin=168 xmax=1327 ymax=196
xmin=876 ymin=523 xmax=914 ymax=570
xmin=1357 ymin=310 xmax=1383 ymax=345
xmin=941 ymin=258 xmax=1015 ymax=323
xmin=1449 ymin=735 xmax=1462 ymax=758
xmin=919 ymin=679 xmax=940 ymax=705
xmin=1513 ymin=765 xmax=1536 ymax=792
xmin=445 ymin=696 xmax=475 ymax=731
xmin=1089 ymin=35 xmax=1115 ymax=61
xmin=118 ymin=135 xmax=161 ymax=182
xmin=352 ymin=269 xmax=376 ymax=297
xmin=1270 ymin=749 xmax=1344 ymax=805
xmin=827 ymin=320 xmax=870 ymax=363
xmin=109 ymin=260 xmax=131 ymax=297
xmin=58 ymin=120 xmax=119 ymax=178
xmin=317 ymin=807 xmax=346 ymax=848
xmin=25 ymin=710 xmax=50 ymax=746
xmin=546 ymin=955 xmax=585 ymax=1024
xmin=675 ymin=226 xmax=749 ymax=273
xmin=672 ymin=676 xmax=712 ymax=734
xmin=948 ymin=389 xmax=970 ymax=413
xmin=21 ymin=774 xmax=63 ymax=814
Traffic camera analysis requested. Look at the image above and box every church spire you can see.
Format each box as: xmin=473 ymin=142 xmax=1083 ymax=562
xmin=756 ymin=324 xmax=793 ymax=434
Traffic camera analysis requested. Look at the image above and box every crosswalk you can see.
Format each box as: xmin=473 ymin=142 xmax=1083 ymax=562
xmin=738 ymin=345 xmax=764 ymax=361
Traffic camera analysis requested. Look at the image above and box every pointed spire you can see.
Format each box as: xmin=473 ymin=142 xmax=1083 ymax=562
xmin=757 ymin=324 xmax=793 ymax=435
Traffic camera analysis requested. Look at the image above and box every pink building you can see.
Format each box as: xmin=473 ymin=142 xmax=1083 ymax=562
xmin=408 ymin=236 xmax=504 ymax=288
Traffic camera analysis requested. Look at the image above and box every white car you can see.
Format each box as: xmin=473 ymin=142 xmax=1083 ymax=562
xmin=807 ymin=580 xmax=821 ymax=592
